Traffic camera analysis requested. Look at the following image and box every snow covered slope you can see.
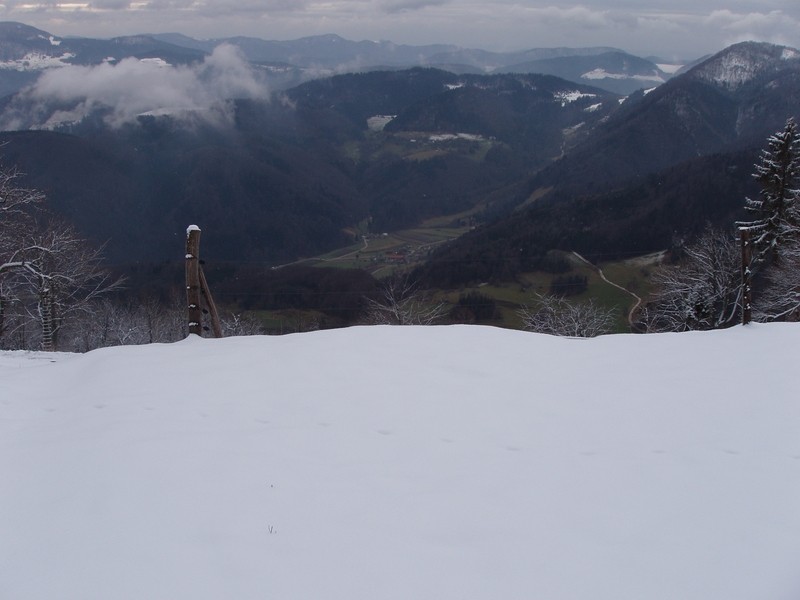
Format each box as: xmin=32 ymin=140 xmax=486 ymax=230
xmin=2 ymin=324 xmax=799 ymax=600
xmin=690 ymin=41 xmax=800 ymax=91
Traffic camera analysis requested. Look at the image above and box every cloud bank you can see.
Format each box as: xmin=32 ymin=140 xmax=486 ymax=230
xmin=1 ymin=44 xmax=268 ymax=130
xmin=0 ymin=1 xmax=798 ymax=59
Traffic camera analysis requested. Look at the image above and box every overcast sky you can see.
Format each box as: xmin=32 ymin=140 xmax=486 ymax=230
xmin=4 ymin=1 xmax=800 ymax=60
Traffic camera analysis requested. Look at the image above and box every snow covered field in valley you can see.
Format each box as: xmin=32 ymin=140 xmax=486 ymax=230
xmin=1 ymin=324 xmax=799 ymax=600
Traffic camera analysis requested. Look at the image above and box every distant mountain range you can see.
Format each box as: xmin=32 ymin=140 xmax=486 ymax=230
xmin=0 ymin=21 xmax=675 ymax=97
xmin=0 ymin=21 xmax=797 ymax=292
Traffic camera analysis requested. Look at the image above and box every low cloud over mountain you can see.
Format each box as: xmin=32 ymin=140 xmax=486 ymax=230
xmin=0 ymin=44 xmax=268 ymax=129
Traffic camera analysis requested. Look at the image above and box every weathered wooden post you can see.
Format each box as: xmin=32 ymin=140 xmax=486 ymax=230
xmin=186 ymin=225 xmax=203 ymax=336
xmin=740 ymin=227 xmax=752 ymax=325
xmin=199 ymin=266 xmax=223 ymax=338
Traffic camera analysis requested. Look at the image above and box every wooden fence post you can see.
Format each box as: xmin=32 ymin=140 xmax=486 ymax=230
xmin=740 ymin=227 xmax=752 ymax=325
xmin=199 ymin=266 xmax=223 ymax=338
xmin=186 ymin=225 xmax=203 ymax=336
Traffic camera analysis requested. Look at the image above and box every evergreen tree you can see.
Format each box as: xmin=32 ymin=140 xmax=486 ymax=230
xmin=739 ymin=118 xmax=800 ymax=267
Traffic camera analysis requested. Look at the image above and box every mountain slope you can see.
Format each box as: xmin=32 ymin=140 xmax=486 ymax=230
xmin=497 ymin=51 xmax=667 ymax=95
xmin=0 ymin=68 xmax=617 ymax=262
xmin=413 ymin=42 xmax=800 ymax=289
xmin=534 ymin=41 xmax=800 ymax=189
xmin=415 ymin=148 xmax=759 ymax=287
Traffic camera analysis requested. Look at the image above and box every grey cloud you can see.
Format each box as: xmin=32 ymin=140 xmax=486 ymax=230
xmin=88 ymin=0 xmax=132 ymax=9
xmin=194 ymin=0 xmax=310 ymax=17
xmin=3 ymin=0 xmax=799 ymax=62
xmin=1 ymin=44 xmax=267 ymax=129
xmin=136 ymin=0 xmax=203 ymax=9
xmin=381 ymin=0 xmax=449 ymax=15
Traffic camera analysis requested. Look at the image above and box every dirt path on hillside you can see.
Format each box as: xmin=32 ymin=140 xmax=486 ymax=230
xmin=572 ymin=252 xmax=642 ymax=327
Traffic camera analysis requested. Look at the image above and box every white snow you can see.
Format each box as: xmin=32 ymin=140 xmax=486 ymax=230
xmin=781 ymin=48 xmax=800 ymax=61
xmin=366 ymin=114 xmax=396 ymax=131
xmin=445 ymin=83 xmax=465 ymax=90
xmin=656 ymin=63 xmax=683 ymax=74
xmin=138 ymin=57 xmax=171 ymax=68
xmin=643 ymin=87 xmax=657 ymax=95
xmin=137 ymin=107 xmax=199 ymax=118
xmin=2 ymin=324 xmax=800 ymax=600
xmin=553 ymin=90 xmax=597 ymax=107
xmin=692 ymin=47 xmax=791 ymax=90
xmin=429 ymin=132 xmax=485 ymax=142
xmin=0 ymin=51 xmax=74 ymax=71
xmin=584 ymin=102 xmax=603 ymax=112
xmin=581 ymin=68 xmax=665 ymax=83
xmin=37 ymin=34 xmax=62 ymax=46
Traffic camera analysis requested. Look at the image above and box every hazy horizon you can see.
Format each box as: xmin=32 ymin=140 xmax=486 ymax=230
xmin=1 ymin=1 xmax=798 ymax=61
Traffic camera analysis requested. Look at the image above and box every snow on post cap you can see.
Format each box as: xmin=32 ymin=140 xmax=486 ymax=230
xmin=186 ymin=224 xmax=201 ymax=236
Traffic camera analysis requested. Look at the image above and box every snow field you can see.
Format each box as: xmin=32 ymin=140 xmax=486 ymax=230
xmin=1 ymin=324 xmax=799 ymax=600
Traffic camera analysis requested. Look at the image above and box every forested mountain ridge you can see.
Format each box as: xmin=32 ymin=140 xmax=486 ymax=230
xmin=415 ymin=41 xmax=800 ymax=287
xmin=414 ymin=149 xmax=760 ymax=287
xmin=0 ymin=28 xmax=797 ymax=295
xmin=0 ymin=68 xmax=617 ymax=264
xmin=531 ymin=42 xmax=800 ymax=190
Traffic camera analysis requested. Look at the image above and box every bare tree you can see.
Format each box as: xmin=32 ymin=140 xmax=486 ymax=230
xmin=0 ymin=168 xmax=122 ymax=350
xmin=517 ymin=293 xmax=617 ymax=337
xmin=0 ymin=171 xmax=43 ymax=347
xmin=643 ymin=227 xmax=741 ymax=332
xmin=751 ymin=221 xmax=800 ymax=321
xmin=366 ymin=275 xmax=448 ymax=326
xmin=221 ymin=311 xmax=265 ymax=336
xmin=67 ymin=297 xmax=185 ymax=352
xmin=0 ymin=167 xmax=45 ymax=234
xmin=12 ymin=223 xmax=122 ymax=350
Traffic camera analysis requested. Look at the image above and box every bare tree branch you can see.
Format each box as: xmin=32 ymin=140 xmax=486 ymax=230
xmin=518 ymin=293 xmax=617 ymax=337
xmin=366 ymin=275 xmax=447 ymax=326
xmin=643 ymin=227 xmax=741 ymax=332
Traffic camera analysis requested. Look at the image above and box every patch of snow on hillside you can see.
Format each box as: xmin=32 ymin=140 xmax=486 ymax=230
xmin=582 ymin=68 xmax=616 ymax=80
xmin=584 ymin=102 xmax=603 ymax=112
xmin=694 ymin=49 xmax=778 ymax=90
xmin=0 ymin=52 xmax=74 ymax=71
xmin=36 ymin=34 xmax=62 ymax=46
xmin=139 ymin=57 xmax=171 ymax=68
xmin=137 ymin=107 xmax=205 ymax=119
xmin=562 ymin=122 xmax=585 ymax=135
xmin=429 ymin=132 xmax=485 ymax=142
xmin=445 ymin=83 xmax=464 ymax=90
xmin=643 ymin=87 xmax=657 ymax=95
xmin=553 ymin=90 xmax=596 ymax=107
xmin=656 ymin=63 xmax=682 ymax=74
xmin=581 ymin=69 xmax=665 ymax=83
xmin=782 ymin=48 xmax=800 ymax=61
xmin=1 ymin=324 xmax=800 ymax=600
xmin=367 ymin=114 xmax=396 ymax=131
